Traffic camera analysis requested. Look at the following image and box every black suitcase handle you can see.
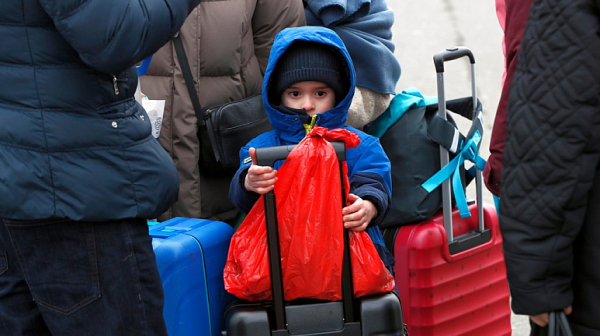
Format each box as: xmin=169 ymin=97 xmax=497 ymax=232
xmin=255 ymin=141 xmax=356 ymax=332
xmin=255 ymin=142 xmax=346 ymax=166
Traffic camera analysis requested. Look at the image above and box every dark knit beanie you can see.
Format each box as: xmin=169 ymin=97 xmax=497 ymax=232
xmin=270 ymin=41 xmax=347 ymax=104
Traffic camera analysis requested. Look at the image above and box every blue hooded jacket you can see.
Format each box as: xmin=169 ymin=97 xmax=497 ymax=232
xmin=0 ymin=0 xmax=200 ymax=220
xmin=229 ymin=26 xmax=392 ymax=231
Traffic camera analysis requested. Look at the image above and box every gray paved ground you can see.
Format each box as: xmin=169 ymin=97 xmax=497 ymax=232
xmin=386 ymin=0 xmax=530 ymax=334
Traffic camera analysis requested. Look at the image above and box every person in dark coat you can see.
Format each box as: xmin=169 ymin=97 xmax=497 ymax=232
xmin=0 ymin=0 xmax=200 ymax=334
xmin=499 ymin=0 xmax=600 ymax=334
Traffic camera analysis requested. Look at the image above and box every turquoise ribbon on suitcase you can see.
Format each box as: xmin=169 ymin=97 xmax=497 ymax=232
xmin=421 ymin=130 xmax=486 ymax=218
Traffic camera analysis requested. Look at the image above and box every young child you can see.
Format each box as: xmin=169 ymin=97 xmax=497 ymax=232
xmin=229 ymin=26 xmax=394 ymax=269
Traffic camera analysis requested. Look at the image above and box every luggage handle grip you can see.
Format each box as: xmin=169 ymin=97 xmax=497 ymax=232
xmin=439 ymin=207 xmax=495 ymax=261
xmin=256 ymin=141 xmax=346 ymax=166
xmin=255 ymin=145 xmax=295 ymax=167
xmin=433 ymin=47 xmax=475 ymax=73
xmin=449 ymin=227 xmax=492 ymax=255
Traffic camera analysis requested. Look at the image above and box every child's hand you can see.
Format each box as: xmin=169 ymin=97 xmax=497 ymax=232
xmin=342 ymin=193 xmax=378 ymax=232
xmin=244 ymin=147 xmax=278 ymax=194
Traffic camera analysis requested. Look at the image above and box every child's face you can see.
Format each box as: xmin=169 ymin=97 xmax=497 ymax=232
xmin=280 ymin=81 xmax=336 ymax=116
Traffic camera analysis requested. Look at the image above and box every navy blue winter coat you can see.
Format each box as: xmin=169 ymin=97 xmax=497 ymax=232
xmin=0 ymin=0 xmax=200 ymax=220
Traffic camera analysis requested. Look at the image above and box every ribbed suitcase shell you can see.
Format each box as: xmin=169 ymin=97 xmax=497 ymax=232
xmin=150 ymin=217 xmax=236 ymax=336
xmin=392 ymin=203 xmax=511 ymax=336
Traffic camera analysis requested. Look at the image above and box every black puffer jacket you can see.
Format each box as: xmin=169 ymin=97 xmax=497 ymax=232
xmin=500 ymin=0 xmax=600 ymax=334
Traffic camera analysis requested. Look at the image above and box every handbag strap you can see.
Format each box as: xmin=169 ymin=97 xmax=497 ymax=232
xmin=173 ymin=32 xmax=206 ymax=126
xmin=549 ymin=311 xmax=573 ymax=336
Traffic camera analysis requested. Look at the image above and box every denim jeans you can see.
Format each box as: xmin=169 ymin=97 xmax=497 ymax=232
xmin=0 ymin=217 xmax=168 ymax=336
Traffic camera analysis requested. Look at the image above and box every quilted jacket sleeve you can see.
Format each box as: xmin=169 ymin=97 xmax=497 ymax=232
xmin=251 ymin=0 xmax=306 ymax=74
xmin=39 ymin=0 xmax=201 ymax=74
xmin=499 ymin=0 xmax=600 ymax=315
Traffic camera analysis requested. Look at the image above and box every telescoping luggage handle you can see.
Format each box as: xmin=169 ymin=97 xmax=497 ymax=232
xmin=255 ymin=142 xmax=360 ymax=334
xmin=433 ymin=47 xmax=490 ymax=255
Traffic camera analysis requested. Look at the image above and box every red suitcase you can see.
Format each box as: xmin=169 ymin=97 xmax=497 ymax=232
xmin=385 ymin=204 xmax=511 ymax=335
xmin=383 ymin=47 xmax=512 ymax=335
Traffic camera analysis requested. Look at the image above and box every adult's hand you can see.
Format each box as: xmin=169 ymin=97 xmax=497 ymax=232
xmin=530 ymin=306 xmax=573 ymax=327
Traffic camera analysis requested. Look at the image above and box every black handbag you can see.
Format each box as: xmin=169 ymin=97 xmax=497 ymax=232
xmin=173 ymin=33 xmax=272 ymax=177
xmin=530 ymin=311 xmax=573 ymax=336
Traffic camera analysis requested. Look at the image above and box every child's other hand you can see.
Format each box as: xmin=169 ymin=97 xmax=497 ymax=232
xmin=244 ymin=147 xmax=278 ymax=194
xmin=342 ymin=193 xmax=377 ymax=232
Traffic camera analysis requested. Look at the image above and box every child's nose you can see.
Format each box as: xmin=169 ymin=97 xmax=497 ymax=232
xmin=301 ymin=98 xmax=315 ymax=111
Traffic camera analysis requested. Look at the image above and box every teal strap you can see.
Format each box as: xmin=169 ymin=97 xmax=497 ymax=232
xmin=493 ymin=195 xmax=500 ymax=214
xmin=422 ymin=130 xmax=486 ymax=218
xmin=422 ymin=153 xmax=461 ymax=193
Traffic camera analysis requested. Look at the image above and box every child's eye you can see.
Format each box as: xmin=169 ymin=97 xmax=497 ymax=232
xmin=289 ymin=91 xmax=300 ymax=97
xmin=316 ymin=91 xmax=327 ymax=97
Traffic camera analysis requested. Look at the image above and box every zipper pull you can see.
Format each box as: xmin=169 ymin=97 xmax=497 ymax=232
xmin=303 ymin=115 xmax=317 ymax=135
xmin=112 ymin=75 xmax=120 ymax=95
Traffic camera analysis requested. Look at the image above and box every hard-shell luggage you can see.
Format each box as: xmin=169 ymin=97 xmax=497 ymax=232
xmin=223 ymin=142 xmax=405 ymax=336
xmin=382 ymin=47 xmax=512 ymax=335
xmin=150 ymin=217 xmax=236 ymax=336
xmin=384 ymin=204 xmax=511 ymax=335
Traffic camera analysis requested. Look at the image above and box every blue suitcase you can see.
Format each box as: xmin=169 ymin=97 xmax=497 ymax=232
xmin=150 ymin=217 xmax=235 ymax=336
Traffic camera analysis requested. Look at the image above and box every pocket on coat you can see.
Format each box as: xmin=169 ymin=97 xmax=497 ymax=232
xmin=3 ymin=219 xmax=100 ymax=315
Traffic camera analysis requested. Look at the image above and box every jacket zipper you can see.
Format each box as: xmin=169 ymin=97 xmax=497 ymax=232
xmin=111 ymin=75 xmax=120 ymax=95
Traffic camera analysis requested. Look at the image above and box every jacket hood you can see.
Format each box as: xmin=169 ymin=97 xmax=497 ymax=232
xmin=263 ymin=26 xmax=356 ymax=143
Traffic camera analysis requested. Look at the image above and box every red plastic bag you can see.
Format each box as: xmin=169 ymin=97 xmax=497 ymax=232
xmin=223 ymin=126 xmax=395 ymax=301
